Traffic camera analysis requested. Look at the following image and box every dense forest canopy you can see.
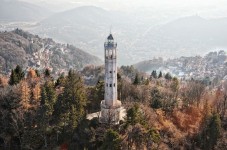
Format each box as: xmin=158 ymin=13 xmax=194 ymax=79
xmin=0 ymin=65 xmax=226 ymax=149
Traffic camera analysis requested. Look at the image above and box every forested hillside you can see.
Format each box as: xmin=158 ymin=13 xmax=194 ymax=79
xmin=134 ymin=51 xmax=227 ymax=83
xmin=0 ymin=29 xmax=102 ymax=75
xmin=0 ymin=66 xmax=226 ymax=149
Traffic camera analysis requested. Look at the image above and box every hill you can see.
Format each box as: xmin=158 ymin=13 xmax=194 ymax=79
xmin=134 ymin=50 xmax=227 ymax=82
xmin=31 ymin=6 xmax=138 ymax=64
xmin=32 ymin=13 xmax=227 ymax=65
xmin=0 ymin=29 xmax=102 ymax=75
xmin=135 ymin=15 xmax=227 ymax=59
xmin=0 ymin=0 xmax=52 ymax=21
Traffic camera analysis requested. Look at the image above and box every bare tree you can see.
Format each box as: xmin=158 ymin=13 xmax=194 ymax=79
xmin=183 ymin=81 xmax=205 ymax=107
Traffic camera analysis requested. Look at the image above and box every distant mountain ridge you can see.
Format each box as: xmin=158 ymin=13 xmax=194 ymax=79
xmin=32 ymin=8 xmax=227 ymax=64
xmin=31 ymin=6 xmax=137 ymax=64
xmin=0 ymin=29 xmax=102 ymax=75
xmin=0 ymin=0 xmax=52 ymax=21
xmin=136 ymin=15 xmax=227 ymax=59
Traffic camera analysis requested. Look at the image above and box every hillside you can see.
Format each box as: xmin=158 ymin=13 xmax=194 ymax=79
xmin=32 ymin=13 xmax=227 ymax=65
xmin=0 ymin=0 xmax=52 ymax=21
xmin=135 ymin=15 xmax=227 ymax=59
xmin=0 ymin=29 xmax=102 ymax=75
xmin=134 ymin=50 xmax=227 ymax=82
xmin=0 ymin=65 xmax=226 ymax=149
xmin=31 ymin=6 xmax=139 ymax=64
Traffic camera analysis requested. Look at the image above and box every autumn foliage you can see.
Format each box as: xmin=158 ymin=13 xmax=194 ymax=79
xmin=0 ymin=66 xmax=226 ymax=149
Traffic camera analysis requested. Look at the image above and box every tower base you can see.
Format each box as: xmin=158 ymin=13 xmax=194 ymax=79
xmin=99 ymin=100 xmax=122 ymax=124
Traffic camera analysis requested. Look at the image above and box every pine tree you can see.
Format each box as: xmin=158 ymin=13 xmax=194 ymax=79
xmin=208 ymin=113 xmax=221 ymax=149
xmin=171 ymin=77 xmax=179 ymax=100
xmin=87 ymin=80 xmax=105 ymax=112
xmin=158 ymin=71 xmax=162 ymax=78
xmin=15 ymin=65 xmax=25 ymax=80
xmin=165 ymin=72 xmax=172 ymax=80
xmin=40 ymin=81 xmax=56 ymax=115
xmin=9 ymin=65 xmax=25 ymax=85
xmin=38 ymin=80 xmax=57 ymax=148
xmin=56 ymin=70 xmax=87 ymax=131
xmin=151 ymin=70 xmax=157 ymax=79
xmin=55 ymin=73 xmax=65 ymax=87
xmin=150 ymin=87 xmax=162 ymax=109
xmin=44 ymin=68 xmax=51 ymax=78
xmin=101 ymin=129 xmax=122 ymax=150
xmin=198 ymin=113 xmax=221 ymax=150
xmin=133 ymin=73 xmax=140 ymax=85
xmin=9 ymin=69 xmax=17 ymax=85
xmin=126 ymin=103 xmax=140 ymax=126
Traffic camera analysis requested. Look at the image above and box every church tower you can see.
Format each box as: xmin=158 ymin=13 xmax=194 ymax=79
xmin=99 ymin=33 xmax=122 ymax=124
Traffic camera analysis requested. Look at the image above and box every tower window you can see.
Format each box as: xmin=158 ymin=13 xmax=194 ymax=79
xmin=114 ymin=83 xmax=115 ymax=87
xmin=110 ymin=84 xmax=112 ymax=87
xmin=110 ymin=71 xmax=112 ymax=73
xmin=106 ymin=83 xmax=108 ymax=87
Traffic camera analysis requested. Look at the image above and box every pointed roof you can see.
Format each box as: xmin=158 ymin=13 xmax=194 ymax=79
xmin=107 ymin=34 xmax=114 ymax=40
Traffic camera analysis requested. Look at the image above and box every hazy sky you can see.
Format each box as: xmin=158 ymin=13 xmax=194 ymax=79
xmin=19 ymin=0 xmax=227 ymax=18
xmin=20 ymin=0 xmax=227 ymax=10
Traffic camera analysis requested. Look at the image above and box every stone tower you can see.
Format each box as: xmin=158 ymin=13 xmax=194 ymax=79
xmin=99 ymin=33 xmax=122 ymax=124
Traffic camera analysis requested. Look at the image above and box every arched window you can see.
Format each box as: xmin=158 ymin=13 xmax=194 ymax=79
xmin=105 ymin=50 xmax=108 ymax=58
xmin=109 ymin=50 xmax=113 ymax=59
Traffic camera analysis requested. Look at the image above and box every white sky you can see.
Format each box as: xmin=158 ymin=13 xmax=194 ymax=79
xmin=20 ymin=0 xmax=227 ymax=9
xmin=19 ymin=0 xmax=227 ymax=18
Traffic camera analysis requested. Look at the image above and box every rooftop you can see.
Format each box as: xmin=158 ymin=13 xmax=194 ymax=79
xmin=107 ymin=34 xmax=114 ymax=40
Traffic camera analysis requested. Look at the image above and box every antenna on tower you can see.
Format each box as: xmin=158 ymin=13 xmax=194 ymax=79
xmin=110 ymin=25 xmax=112 ymax=34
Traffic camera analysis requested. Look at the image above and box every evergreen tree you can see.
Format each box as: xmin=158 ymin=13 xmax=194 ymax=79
xmin=165 ymin=72 xmax=172 ymax=80
xmin=9 ymin=65 xmax=25 ymax=85
xmin=101 ymin=129 xmax=122 ymax=150
xmin=150 ymin=87 xmax=162 ymax=109
xmin=133 ymin=73 xmax=140 ymax=85
xmin=9 ymin=69 xmax=17 ymax=85
xmin=151 ymin=70 xmax=157 ymax=79
xmin=38 ymin=80 xmax=57 ymax=148
xmin=126 ymin=103 xmax=147 ymax=127
xmin=87 ymin=80 xmax=105 ymax=112
xmin=126 ymin=104 xmax=140 ymax=126
xmin=170 ymin=77 xmax=179 ymax=99
xmin=14 ymin=65 xmax=25 ymax=80
xmin=40 ymin=81 xmax=56 ymax=114
xmin=198 ymin=113 xmax=221 ymax=150
xmin=55 ymin=73 xmax=65 ymax=87
xmin=56 ymin=70 xmax=87 ymax=134
xmin=207 ymin=113 xmax=221 ymax=149
xmin=158 ymin=71 xmax=162 ymax=78
xmin=44 ymin=68 xmax=51 ymax=78
xmin=95 ymin=80 xmax=105 ymax=100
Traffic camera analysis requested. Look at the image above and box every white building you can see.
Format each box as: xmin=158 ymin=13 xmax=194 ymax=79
xmin=99 ymin=33 xmax=122 ymax=124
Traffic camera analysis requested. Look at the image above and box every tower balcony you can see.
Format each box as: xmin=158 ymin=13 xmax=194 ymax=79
xmin=105 ymin=55 xmax=116 ymax=59
xmin=104 ymin=42 xmax=117 ymax=48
